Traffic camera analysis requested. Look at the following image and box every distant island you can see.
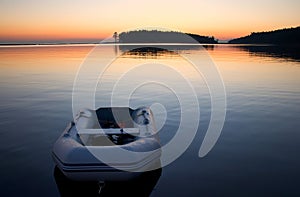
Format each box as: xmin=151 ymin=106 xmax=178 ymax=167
xmin=118 ymin=30 xmax=218 ymax=44
xmin=229 ymin=26 xmax=300 ymax=45
xmin=1 ymin=26 xmax=299 ymax=45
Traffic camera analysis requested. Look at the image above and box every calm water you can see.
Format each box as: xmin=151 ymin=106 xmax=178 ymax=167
xmin=0 ymin=44 xmax=299 ymax=196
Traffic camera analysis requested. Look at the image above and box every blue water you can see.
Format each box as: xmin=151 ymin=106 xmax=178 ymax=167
xmin=0 ymin=44 xmax=299 ymax=196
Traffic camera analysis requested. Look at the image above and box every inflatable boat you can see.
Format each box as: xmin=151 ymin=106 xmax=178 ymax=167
xmin=52 ymin=107 xmax=161 ymax=181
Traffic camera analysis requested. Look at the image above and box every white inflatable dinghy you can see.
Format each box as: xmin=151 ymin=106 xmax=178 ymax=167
xmin=52 ymin=107 xmax=161 ymax=181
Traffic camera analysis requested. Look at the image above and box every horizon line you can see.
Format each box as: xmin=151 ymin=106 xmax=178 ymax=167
xmin=1 ymin=25 xmax=298 ymax=45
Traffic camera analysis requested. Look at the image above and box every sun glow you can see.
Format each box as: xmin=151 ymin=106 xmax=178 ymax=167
xmin=0 ymin=0 xmax=299 ymax=43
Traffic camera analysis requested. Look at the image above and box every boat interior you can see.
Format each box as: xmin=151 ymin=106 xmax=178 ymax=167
xmin=79 ymin=108 xmax=138 ymax=146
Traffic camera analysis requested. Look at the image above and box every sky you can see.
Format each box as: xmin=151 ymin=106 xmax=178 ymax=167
xmin=0 ymin=0 xmax=299 ymax=43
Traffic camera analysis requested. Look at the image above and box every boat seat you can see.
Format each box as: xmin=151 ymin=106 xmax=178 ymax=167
xmin=78 ymin=128 xmax=140 ymax=135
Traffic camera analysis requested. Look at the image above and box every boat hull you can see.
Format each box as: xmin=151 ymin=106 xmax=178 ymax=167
xmin=52 ymin=107 xmax=161 ymax=181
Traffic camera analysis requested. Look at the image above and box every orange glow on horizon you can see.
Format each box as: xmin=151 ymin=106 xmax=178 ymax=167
xmin=0 ymin=0 xmax=299 ymax=42
xmin=0 ymin=25 xmax=111 ymax=42
xmin=1 ymin=25 xmax=297 ymax=42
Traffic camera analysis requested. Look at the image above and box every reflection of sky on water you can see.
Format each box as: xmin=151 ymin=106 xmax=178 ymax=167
xmin=0 ymin=44 xmax=299 ymax=196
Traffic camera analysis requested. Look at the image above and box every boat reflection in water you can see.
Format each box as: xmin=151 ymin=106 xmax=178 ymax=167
xmin=54 ymin=166 xmax=162 ymax=196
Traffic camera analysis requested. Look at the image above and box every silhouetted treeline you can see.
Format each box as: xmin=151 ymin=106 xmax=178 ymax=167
xmin=118 ymin=30 xmax=217 ymax=44
xmin=186 ymin=33 xmax=217 ymax=44
xmin=229 ymin=26 xmax=300 ymax=45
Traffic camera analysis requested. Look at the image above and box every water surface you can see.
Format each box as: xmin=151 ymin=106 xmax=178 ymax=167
xmin=0 ymin=44 xmax=299 ymax=196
